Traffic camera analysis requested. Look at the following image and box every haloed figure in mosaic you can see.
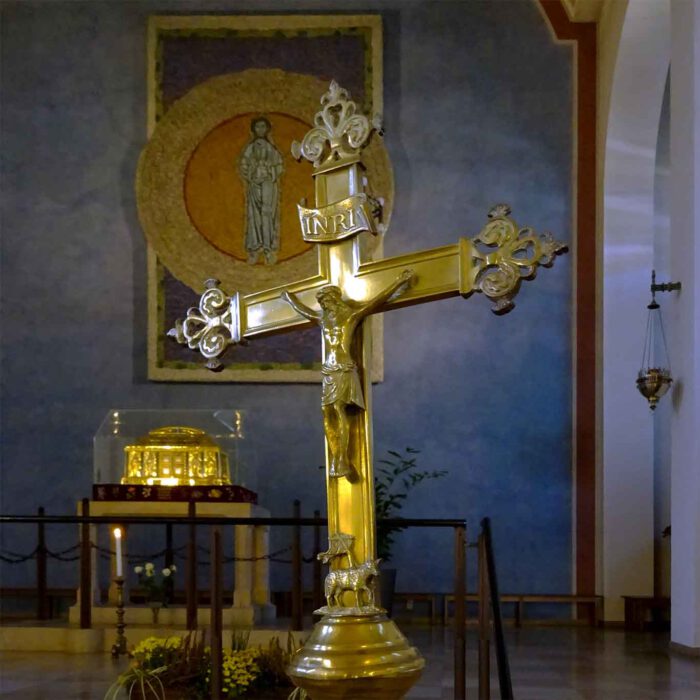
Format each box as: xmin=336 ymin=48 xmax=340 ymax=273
xmin=238 ymin=117 xmax=284 ymax=265
xmin=282 ymin=269 xmax=416 ymax=479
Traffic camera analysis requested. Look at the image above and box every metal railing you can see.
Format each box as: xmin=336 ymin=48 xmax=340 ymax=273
xmin=0 ymin=504 xmax=468 ymax=699
xmin=477 ymin=517 xmax=513 ymax=700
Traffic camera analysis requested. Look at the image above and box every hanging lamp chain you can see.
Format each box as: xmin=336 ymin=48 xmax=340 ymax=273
xmin=641 ymin=269 xmax=680 ymax=372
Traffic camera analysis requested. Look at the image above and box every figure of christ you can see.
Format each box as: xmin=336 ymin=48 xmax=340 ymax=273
xmin=282 ymin=269 xmax=416 ymax=479
xmin=238 ymin=117 xmax=284 ymax=265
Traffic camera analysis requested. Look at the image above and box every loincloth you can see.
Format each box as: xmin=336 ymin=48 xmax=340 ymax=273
xmin=321 ymin=365 xmax=365 ymax=408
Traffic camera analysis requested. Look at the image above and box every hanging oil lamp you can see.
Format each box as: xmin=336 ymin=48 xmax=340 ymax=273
xmin=636 ymin=270 xmax=680 ymax=410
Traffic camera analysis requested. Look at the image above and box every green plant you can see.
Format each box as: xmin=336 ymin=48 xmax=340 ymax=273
xmin=375 ymin=447 xmax=447 ymax=561
xmin=154 ymin=633 xmax=209 ymax=695
xmin=104 ymin=633 xmax=209 ymax=700
xmin=231 ymin=627 xmax=252 ymax=652
xmin=255 ymin=633 xmax=300 ymax=690
xmin=104 ymin=664 xmax=168 ymax=700
xmin=104 ymin=632 xmax=303 ymax=699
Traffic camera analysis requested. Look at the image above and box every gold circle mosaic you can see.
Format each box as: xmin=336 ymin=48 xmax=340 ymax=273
xmin=136 ymin=69 xmax=394 ymax=294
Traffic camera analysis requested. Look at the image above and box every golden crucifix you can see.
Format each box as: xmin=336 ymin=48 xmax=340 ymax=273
xmin=282 ymin=270 xmax=415 ymax=480
xmin=171 ymin=81 xmax=565 ymax=699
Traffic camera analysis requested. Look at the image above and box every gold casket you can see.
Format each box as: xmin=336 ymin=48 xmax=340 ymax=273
xmin=122 ymin=426 xmax=231 ymax=486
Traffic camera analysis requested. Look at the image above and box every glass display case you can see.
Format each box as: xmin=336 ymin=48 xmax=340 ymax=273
xmin=93 ymin=409 xmax=254 ymax=491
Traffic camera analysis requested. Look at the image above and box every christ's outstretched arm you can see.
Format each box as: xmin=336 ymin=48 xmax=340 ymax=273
xmin=281 ymin=290 xmax=321 ymax=322
xmin=360 ymin=269 xmax=416 ymax=318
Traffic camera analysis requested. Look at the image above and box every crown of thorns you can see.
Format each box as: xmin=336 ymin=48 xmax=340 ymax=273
xmin=316 ymin=286 xmax=342 ymax=301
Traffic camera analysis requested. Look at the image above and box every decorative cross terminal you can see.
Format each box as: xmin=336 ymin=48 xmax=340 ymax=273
xmin=170 ymin=81 xmax=566 ymax=699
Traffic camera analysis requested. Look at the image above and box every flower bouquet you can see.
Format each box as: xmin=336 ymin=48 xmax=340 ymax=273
xmin=134 ymin=562 xmax=176 ymax=622
xmin=104 ymin=633 xmax=307 ymax=700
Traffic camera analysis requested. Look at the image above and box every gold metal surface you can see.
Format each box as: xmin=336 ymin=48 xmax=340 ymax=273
xmin=636 ymin=271 xmax=678 ymax=410
xmin=636 ymin=368 xmax=673 ymax=411
xmin=289 ymin=613 xmax=423 ymax=699
xmin=122 ymin=427 xmax=231 ymax=486
xmin=471 ymin=203 xmax=567 ymax=314
xmin=321 ymin=558 xmax=383 ymax=614
xmin=298 ymin=193 xmax=378 ymax=243
xmin=291 ymin=80 xmax=376 ymax=169
xmin=282 ymin=271 xmax=413 ymax=479
xmin=167 ymin=81 xmax=566 ymax=698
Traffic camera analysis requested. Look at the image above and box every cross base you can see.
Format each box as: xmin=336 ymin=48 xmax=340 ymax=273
xmin=287 ymin=612 xmax=424 ymax=699
xmin=313 ymin=604 xmax=386 ymax=617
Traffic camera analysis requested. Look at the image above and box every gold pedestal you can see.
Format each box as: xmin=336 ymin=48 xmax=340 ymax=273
xmin=288 ymin=613 xmax=424 ymax=699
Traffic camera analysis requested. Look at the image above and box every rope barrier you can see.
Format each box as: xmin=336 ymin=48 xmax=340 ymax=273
xmin=91 ymin=543 xmax=188 ymax=561
xmin=173 ymin=545 xmax=296 ymax=566
xmin=47 ymin=552 xmax=81 ymax=562
xmin=47 ymin=543 xmax=81 ymax=556
xmin=1 ymin=541 xmax=313 ymax=566
xmin=0 ymin=547 xmax=39 ymax=563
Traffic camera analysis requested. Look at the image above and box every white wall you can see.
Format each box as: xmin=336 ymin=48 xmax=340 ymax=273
xmin=653 ymin=79 xmax=672 ymax=600
xmin=669 ymin=0 xmax=700 ymax=652
xmin=602 ymin=0 xmax=670 ymax=621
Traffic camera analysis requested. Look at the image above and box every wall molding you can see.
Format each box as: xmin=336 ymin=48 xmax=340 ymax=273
xmin=538 ymin=0 xmax=598 ymax=601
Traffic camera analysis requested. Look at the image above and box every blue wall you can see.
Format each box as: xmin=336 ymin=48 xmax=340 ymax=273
xmin=1 ymin=0 xmax=572 ymax=595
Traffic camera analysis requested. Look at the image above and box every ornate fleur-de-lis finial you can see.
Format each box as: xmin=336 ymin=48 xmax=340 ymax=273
xmin=292 ymin=81 xmax=377 ymax=167
xmin=167 ymin=279 xmax=240 ymax=371
xmin=470 ymin=205 xmax=568 ymax=314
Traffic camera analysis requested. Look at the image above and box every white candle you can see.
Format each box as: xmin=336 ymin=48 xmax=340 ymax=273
xmin=114 ymin=527 xmax=123 ymax=578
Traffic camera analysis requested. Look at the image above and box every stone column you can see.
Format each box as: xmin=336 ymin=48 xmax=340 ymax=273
xmin=232 ymin=524 xmax=255 ymax=624
xmin=669 ymin=0 xmax=700 ymax=654
xmin=69 ymin=518 xmax=99 ymax=624
xmin=253 ymin=525 xmax=276 ymax=623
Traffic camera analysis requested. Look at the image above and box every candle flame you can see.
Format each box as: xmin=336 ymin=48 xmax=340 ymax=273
xmin=113 ymin=527 xmax=122 ymax=539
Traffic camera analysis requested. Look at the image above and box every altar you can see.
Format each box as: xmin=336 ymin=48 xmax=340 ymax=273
xmin=68 ymin=499 xmax=275 ymax=627
xmin=68 ymin=408 xmax=275 ymax=627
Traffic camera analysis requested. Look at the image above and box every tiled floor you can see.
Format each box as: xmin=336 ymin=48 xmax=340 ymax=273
xmin=0 ymin=626 xmax=699 ymax=699
xmin=405 ymin=626 xmax=700 ymax=700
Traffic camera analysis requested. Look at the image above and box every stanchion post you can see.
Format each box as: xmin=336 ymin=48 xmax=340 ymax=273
xmin=482 ymin=518 xmax=513 ymax=700
xmin=291 ymin=499 xmax=303 ymax=631
xmin=312 ymin=509 xmax=322 ymax=612
xmin=36 ymin=506 xmax=48 ymax=620
xmin=478 ymin=533 xmax=491 ymax=700
xmin=454 ymin=524 xmax=467 ymax=700
xmin=210 ymin=526 xmax=223 ymax=700
xmin=79 ymin=498 xmax=91 ymax=629
xmin=187 ymin=501 xmax=197 ymax=631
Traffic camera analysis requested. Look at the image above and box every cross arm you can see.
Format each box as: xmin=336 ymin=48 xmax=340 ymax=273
xmin=351 ymin=241 xmax=472 ymax=310
xmin=352 ymin=204 xmax=567 ymax=316
xmin=242 ymin=279 xmax=325 ymax=336
xmin=168 ymin=205 xmax=565 ymax=368
xmin=167 ymin=274 xmax=329 ymax=369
